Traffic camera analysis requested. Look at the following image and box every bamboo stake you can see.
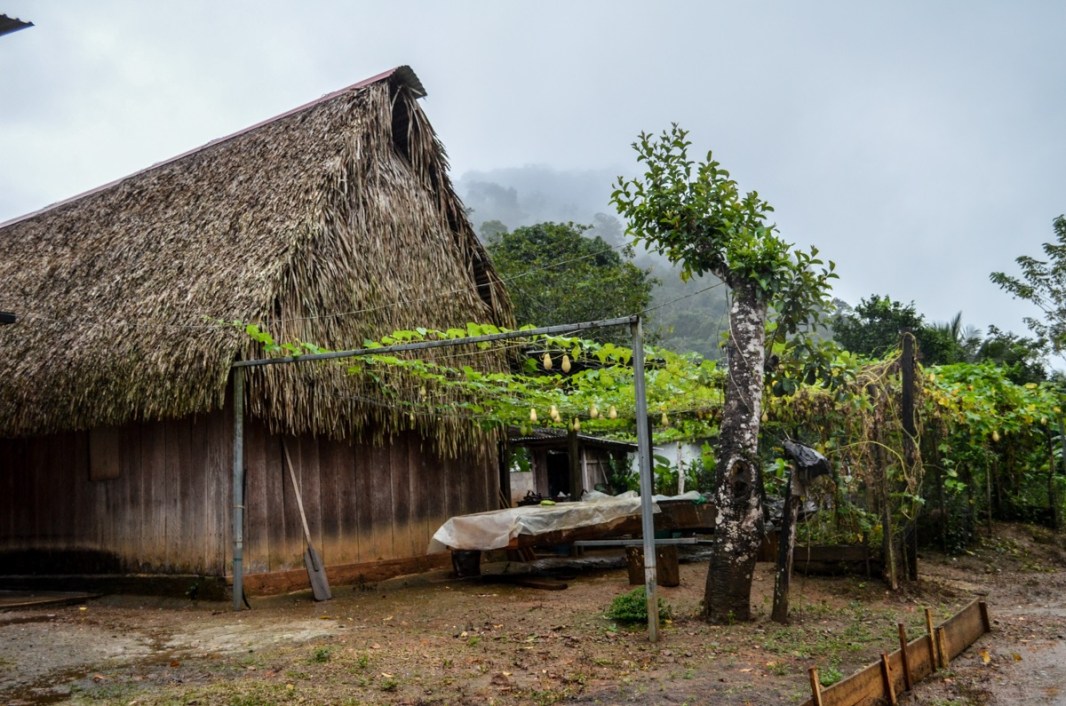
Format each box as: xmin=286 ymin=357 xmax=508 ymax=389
xmin=936 ymin=626 xmax=949 ymax=668
xmin=808 ymin=667 xmax=824 ymax=706
xmin=925 ymin=607 xmax=940 ymax=670
xmin=881 ymin=652 xmax=897 ymax=705
xmin=897 ymin=623 xmax=913 ymax=691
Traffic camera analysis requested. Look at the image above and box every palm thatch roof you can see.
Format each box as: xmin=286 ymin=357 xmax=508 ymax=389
xmin=0 ymin=66 xmax=513 ymax=455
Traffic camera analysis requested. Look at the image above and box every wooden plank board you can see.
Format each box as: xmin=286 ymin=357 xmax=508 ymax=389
xmin=317 ymin=436 xmax=351 ymax=565
xmin=904 ymin=634 xmax=937 ymax=685
xmin=368 ymin=441 xmax=394 ymax=561
xmin=390 ymin=432 xmax=416 ymax=557
xmin=352 ymin=439 xmax=378 ymax=564
xmin=412 ymin=435 xmax=435 ymax=555
xmin=241 ymin=420 xmax=269 ymax=574
xmin=199 ymin=410 xmax=229 ymax=576
xmin=0 ymin=439 xmax=17 ymax=541
xmin=139 ymin=421 xmax=168 ymax=570
xmin=940 ymin=599 xmax=988 ymax=661
xmin=804 ymin=601 xmax=990 ymax=706
xmin=298 ymin=434 xmax=323 ymax=551
xmin=122 ymin=423 xmax=145 ymax=570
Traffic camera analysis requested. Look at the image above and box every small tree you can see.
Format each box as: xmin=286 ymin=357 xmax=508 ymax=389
xmin=612 ymin=125 xmax=835 ymax=622
xmin=990 ymin=215 xmax=1066 ymax=360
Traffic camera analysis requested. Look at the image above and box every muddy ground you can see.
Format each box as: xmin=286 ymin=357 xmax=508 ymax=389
xmin=1 ymin=523 xmax=1064 ymax=705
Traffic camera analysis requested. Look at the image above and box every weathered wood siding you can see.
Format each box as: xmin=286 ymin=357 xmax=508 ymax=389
xmin=0 ymin=412 xmax=498 ymax=580
xmin=241 ymin=423 xmax=497 ymax=575
xmin=0 ymin=414 xmax=229 ymax=575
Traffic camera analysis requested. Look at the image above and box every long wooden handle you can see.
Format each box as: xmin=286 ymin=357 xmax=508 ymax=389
xmin=283 ymin=442 xmax=313 ymax=544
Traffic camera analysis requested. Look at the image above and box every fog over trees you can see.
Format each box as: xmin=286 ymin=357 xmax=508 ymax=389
xmin=458 ymin=166 xmax=730 ymax=359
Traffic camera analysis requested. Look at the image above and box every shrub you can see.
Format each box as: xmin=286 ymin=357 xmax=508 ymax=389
xmin=605 ymin=587 xmax=672 ymax=624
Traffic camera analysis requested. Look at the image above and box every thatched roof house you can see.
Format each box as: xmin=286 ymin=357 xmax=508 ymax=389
xmin=0 ymin=66 xmax=514 ymax=595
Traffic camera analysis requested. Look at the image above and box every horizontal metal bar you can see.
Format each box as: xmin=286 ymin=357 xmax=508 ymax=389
xmin=572 ymin=537 xmax=699 ymax=547
xmin=232 ymin=316 xmax=638 ymax=369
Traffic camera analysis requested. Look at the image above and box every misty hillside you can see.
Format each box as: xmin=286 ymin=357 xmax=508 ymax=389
xmin=458 ymin=166 xmax=729 ymax=360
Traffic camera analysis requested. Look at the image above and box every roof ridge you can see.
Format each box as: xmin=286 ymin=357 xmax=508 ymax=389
xmin=0 ymin=65 xmax=424 ymax=230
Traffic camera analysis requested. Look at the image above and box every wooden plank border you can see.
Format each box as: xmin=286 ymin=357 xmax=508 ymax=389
xmin=801 ymin=599 xmax=990 ymax=706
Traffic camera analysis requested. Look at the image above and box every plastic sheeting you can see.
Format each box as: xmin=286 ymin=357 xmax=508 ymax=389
xmin=427 ymin=491 xmax=656 ymax=553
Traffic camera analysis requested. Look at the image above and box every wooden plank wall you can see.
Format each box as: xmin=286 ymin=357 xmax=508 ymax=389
xmin=0 ymin=414 xmax=229 ymax=576
xmin=0 ymin=412 xmax=499 ymax=581
xmin=803 ymin=599 xmax=991 ymax=706
xmin=241 ymin=423 xmax=499 ymax=576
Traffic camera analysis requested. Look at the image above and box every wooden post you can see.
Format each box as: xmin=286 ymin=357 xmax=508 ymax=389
xmin=567 ymin=428 xmax=582 ymax=500
xmin=925 ymin=607 xmax=940 ymax=670
xmin=936 ymin=626 xmax=949 ymax=669
xmin=498 ymin=437 xmax=512 ymax=509
xmin=808 ymin=667 xmax=824 ymax=706
xmin=979 ymin=600 xmax=991 ymax=633
xmin=897 ymin=623 xmax=913 ymax=691
xmin=881 ymin=652 xmax=897 ymax=705
xmin=900 ymin=332 xmax=919 ymax=581
xmin=772 ymin=471 xmax=802 ymax=623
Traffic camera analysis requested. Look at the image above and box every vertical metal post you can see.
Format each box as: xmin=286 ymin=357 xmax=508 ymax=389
xmin=232 ymin=367 xmax=245 ymax=611
xmin=632 ymin=317 xmax=658 ymax=642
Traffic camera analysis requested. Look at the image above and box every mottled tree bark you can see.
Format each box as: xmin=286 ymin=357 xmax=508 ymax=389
xmin=704 ymin=283 xmax=767 ymax=623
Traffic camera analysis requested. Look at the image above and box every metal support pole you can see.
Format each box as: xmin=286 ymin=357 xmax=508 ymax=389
xmin=632 ymin=317 xmax=658 ymax=642
xmin=232 ymin=367 xmax=246 ymax=611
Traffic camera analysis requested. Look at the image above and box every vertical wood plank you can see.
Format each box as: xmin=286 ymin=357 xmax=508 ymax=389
xmin=369 ymin=441 xmax=394 ymax=560
xmin=140 ymin=421 xmax=167 ymax=571
xmin=411 ymin=433 xmax=434 ymax=554
xmin=0 ymin=440 xmax=16 ymax=542
xmin=317 ymin=437 xmax=347 ymax=564
xmin=391 ymin=432 xmax=415 ymax=557
xmin=275 ymin=431 xmax=297 ymax=571
xmin=242 ymin=420 xmax=265 ymax=574
xmin=72 ymin=432 xmax=91 ymax=553
xmin=203 ymin=409 xmax=229 ymax=577
xmin=298 ymin=434 xmax=323 ymax=549
xmin=421 ymin=443 xmax=447 ymax=551
xmin=122 ymin=423 xmax=145 ymax=570
xmin=352 ymin=439 xmax=373 ymax=564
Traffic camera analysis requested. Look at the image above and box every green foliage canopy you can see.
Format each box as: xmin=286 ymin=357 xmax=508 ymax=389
xmin=990 ymin=214 xmax=1066 ymax=358
xmin=484 ymin=222 xmax=655 ymax=344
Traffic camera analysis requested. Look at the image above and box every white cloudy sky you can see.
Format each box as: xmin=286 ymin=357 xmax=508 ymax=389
xmin=2 ymin=1 xmax=1063 ymax=337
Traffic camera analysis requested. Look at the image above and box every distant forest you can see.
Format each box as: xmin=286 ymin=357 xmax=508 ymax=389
xmin=458 ymin=166 xmax=731 ymax=359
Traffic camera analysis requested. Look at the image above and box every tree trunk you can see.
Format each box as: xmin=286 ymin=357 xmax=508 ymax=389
xmin=704 ymin=284 xmax=766 ymax=623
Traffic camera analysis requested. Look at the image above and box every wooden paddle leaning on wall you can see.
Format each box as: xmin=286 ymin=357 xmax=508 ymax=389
xmin=282 ymin=442 xmax=332 ymax=601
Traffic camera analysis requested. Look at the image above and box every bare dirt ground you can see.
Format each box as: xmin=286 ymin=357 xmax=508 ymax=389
xmin=1 ymin=523 xmax=1064 ymax=706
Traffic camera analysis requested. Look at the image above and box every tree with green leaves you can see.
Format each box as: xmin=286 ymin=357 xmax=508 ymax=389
xmin=612 ymin=125 xmax=836 ymax=623
xmin=833 ymin=295 xmax=979 ymax=365
xmin=990 ymin=215 xmax=1066 ymax=360
xmin=484 ymin=222 xmax=655 ymax=344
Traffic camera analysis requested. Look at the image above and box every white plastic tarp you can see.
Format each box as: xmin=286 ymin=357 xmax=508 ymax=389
xmin=427 ymin=491 xmax=656 ymax=553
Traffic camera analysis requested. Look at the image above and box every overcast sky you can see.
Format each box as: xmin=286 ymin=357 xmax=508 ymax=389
xmin=2 ymin=1 xmax=1063 ymax=338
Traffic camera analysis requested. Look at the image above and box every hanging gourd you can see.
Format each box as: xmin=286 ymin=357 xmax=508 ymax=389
xmin=561 ymin=354 xmax=571 ymax=373
xmin=608 ymin=405 xmax=618 ymax=420
xmin=529 ymin=408 xmax=538 ymax=423
xmin=542 ymin=352 xmax=552 ymax=370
